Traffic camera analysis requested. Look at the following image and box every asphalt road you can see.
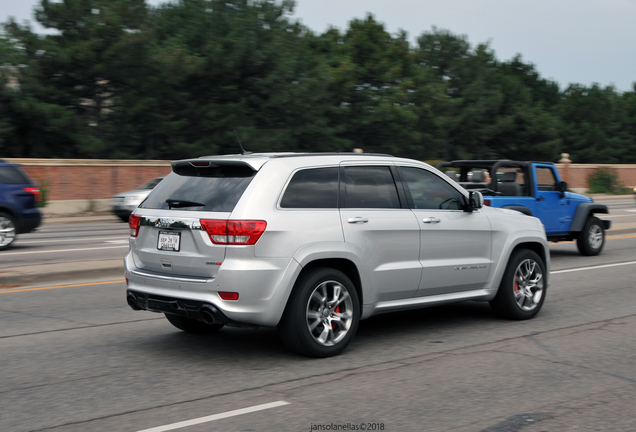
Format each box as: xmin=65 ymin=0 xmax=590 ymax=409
xmin=1 ymin=229 xmax=636 ymax=430
xmin=2 ymin=219 xmax=129 ymax=268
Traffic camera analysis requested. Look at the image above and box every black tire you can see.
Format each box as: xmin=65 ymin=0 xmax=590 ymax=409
xmin=164 ymin=313 xmax=224 ymax=334
xmin=0 ymin=212 xmax=17 ymax=251
xmin=490 ymin=249 xmax=546 ymax=320
xmin=576 ymin=216 xmax=605 ymax=256
xmin=279 ymin=268 xmax=360 ymax=358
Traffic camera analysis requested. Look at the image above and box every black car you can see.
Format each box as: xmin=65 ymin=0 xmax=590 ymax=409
xmin=0 ymin=159 xmax=42 ymax=250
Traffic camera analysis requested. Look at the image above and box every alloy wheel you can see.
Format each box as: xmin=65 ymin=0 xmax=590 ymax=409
xmin=305 ymin=280 xmax=354 ymax=347
xmin=0 ymin=216 xmax=16 ymax=248
xmin=513 ymin=258 xmax=544 ymax=311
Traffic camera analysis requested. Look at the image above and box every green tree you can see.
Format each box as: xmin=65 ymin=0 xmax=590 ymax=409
xmin=415 ymin=29 xmax=564 ymax=161
xmin=2 ymin=0 xmax=149 ymax=157
xmin=110 ymin=0 xmax=344 ymax=159
xmin=0 ymin=28 xmax=84 ymax=157
xmin=310 ymin=15 xmax=423 ymax=157
xmin=2 ymin=1 xmax=634 ymax=163
xmin=559 ymin=84 xmax=633 ymax=163
xmin=415 ymin=29 xmax=506 ymax=159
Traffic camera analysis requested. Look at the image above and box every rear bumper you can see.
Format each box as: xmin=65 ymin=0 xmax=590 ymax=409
xmin=126 ymin=290 xmax=236 ymax=325
xmin=123 ymin=252 xmax=302 ymax=327
xmin=17 ymin=210 xmax=41 ymax=233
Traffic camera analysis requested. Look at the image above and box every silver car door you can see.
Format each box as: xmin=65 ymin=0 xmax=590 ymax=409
xmin=397 ymin=166 xmax=493 ymax=297
xmin=339 ymin=164 xmax=422 ymax=303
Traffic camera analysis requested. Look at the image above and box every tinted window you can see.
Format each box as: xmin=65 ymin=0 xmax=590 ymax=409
xmin=140 ymin=168 xmax=254 ymax=212
xmin=0 ymin=166 xmax=33 ymax=185
xmin=280 ymin=167 xmax=338 ymax=208
xmin=399 ymin=167 xmax=465 ymax=210
xmin=343 ymin=166 xmax=400 ymax=209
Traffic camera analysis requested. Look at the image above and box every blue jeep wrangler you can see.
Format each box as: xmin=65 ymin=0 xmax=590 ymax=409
xmin=437 ymin=160 xmax=611 ymax=256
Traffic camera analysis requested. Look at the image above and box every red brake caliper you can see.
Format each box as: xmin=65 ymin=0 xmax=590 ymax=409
xmin=332 ymin=306 xmax=340 ymax=329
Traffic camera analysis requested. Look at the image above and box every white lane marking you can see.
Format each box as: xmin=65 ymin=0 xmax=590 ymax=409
xmin=17 ymin=236 xmax=128 ymax=245
xmin=552 ymin=261 xmax=636 ymax=274
xmin=104 ymin=240 xmax=129 ymax=244
xmin=601 ymin=214 xmax=636 ymax=218
xmin=4 ymin=245 xmax=128 ymax=255
xmin=135 ymin=401 xmax=290 ymax=432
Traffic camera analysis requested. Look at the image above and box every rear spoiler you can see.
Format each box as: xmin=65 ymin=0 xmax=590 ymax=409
xmin=171 ymin=156 xmax=270 ymax=176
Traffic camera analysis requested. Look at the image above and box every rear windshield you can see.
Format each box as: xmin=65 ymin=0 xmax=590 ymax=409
xmin=139 ymin=165 xmax=255 ymax=212
xmin=0 ymin=165 xmax=33 ymax=185
xmin=138 ymin=177 xmax=163 ymax=190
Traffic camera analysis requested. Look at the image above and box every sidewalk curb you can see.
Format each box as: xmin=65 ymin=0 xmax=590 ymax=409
xmin=0 ymin=259 xmax=124 ymax=289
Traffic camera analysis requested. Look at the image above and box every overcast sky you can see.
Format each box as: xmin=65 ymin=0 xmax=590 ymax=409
xmin=2 ymin=0 xmax=635 ymax=92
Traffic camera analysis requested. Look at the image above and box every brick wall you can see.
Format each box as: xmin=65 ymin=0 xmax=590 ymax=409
xmin=556 ymin=163 xmax=636 ymax=190
xmin=5 ymin=158 xmax=636 ymax=201
xmin=6 ymin=159 xmax=172 ymax=201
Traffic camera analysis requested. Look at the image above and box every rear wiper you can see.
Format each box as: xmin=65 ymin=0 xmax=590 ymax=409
xmin=166 ymin=199 xmax=205 ymax=209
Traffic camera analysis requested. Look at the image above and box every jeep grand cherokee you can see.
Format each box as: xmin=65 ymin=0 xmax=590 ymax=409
xmin=124 ymin=153 xmax=550 ymax=357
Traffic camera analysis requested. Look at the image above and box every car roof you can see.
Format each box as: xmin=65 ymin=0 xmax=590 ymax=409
xmin=172 ymin=152 xmax=405 ymax=171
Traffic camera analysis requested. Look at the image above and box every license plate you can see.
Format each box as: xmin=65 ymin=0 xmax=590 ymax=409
xmin=157 ymin=231 xmax=181 ymax=251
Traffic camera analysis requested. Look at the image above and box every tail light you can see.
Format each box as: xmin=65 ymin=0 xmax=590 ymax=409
xmin=484 ymin=199 xmax=491 ymax=206
xmin=218 ymin=292 xmax=239 ymax=301
xmin=201 ymin=219 xmax=267 ymax=245
xmin=129 ymin=214 xmax=141 ymax=237
xmin=23 ymin=187 xmax=42 ymax=202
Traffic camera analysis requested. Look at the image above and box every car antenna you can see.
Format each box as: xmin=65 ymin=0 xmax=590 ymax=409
xmin=234 ymin=130 xmax=252 ymax=155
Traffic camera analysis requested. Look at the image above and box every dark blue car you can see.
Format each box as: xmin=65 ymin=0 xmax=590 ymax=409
xmin=0 ymin=159 xmax=42 ymax=250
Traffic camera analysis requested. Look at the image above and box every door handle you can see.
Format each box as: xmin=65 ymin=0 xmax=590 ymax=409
xmin=536 ymin=197 xmax=545 ymax=201
xmin=347 ymin=217 xmax=369 ymax=224
xmin=422 ymin=217 xmax=441 ymax=224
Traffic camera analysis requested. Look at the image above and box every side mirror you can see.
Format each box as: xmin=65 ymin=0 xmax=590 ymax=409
xmin=467 ymin=191 xmax=484 ymax=212
xmin=557 ymin=181 xmax=568 ymax=195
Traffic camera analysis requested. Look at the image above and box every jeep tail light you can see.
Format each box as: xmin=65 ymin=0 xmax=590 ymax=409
xmin=484 ymin=199 xmax=491 ymax=206
xmin=129 ymin=214 xmax=141 ymax=237
xmin=200 ymin=219 xmax=267 ymax=245
xmin=23 ymin=187 xmax=42 ymax=202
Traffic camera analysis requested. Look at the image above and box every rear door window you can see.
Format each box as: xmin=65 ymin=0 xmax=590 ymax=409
xmin=139 ymin=165 xmax=255 ymax=212
xmin=280 ymin=167 xmax=338 ymax=208
xmin=342 ymin=166 xmax=401 ymax=209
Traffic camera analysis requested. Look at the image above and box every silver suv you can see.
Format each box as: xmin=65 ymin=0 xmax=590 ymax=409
xmin=125 ymin=153 xmax=550 ymax=357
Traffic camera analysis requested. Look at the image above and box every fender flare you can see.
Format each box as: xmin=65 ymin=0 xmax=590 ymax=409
xmin=0 ymin=205 xmax=17 ymax=218
xmin=502 ymin=205 xmax=533 ymax=216
xmin=570 ymin=203 xmax=609 ymax=232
